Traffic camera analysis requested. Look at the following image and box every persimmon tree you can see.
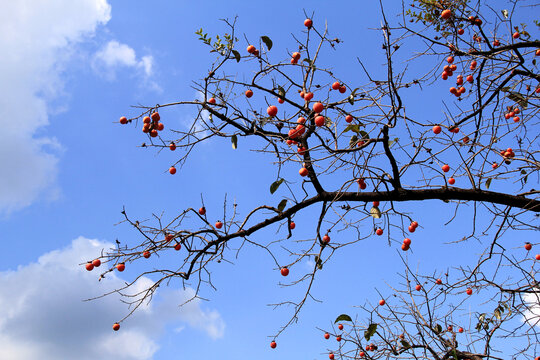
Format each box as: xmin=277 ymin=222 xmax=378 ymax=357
xmin=88 ymin=0 xmax=540 ymax=358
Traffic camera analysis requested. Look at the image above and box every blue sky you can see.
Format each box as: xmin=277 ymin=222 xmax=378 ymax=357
xmin=1 ymin=1 xmax=539 ymax=359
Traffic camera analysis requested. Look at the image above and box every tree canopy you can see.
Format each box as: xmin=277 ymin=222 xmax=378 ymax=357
xmin=87 ymin=1 xmax=540 ymax=358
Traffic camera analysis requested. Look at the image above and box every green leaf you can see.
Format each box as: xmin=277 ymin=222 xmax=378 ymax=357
xmin=507 ymin=91 xmax=528 ymax=109
xmin=270 ymin=178 xmax=284 ymax=194
xmin=364 ymin=323 xmax=378 ymax=341
xmin=359 ymin=131 xmax=369 ymax=139
xmin=277 ymin=199 xmax=287 ymax=212
xmin=400 ymin=340 xmax=411 ymax=348
xmin=314 ymin=256 xmax=323 ymax=269
xmin=316 ymin=257 xmax=323 ymax=269
xmin=277 ymin=86 xmax=286 ymax=98
xmin=388 ymin=137 xmax=399 ymax=148
xmin=486 ymin=178 xmax=492 ymax=189
xmin=261 ymin=36 xmax=273 ymax=50
xmin=494 ymin=309 xmax=501 ymax=320
xmin=344 ymin=124 xmax=361 ymax=133
xmin=231 ymin=50 xmax=241 ymax=62
xmin=231 ymin=134 xmax=238 ymax=149
xmin=501 ymin=9 xmax=509 ymax=19
xmin=434 ymin=324 xmax=442 ymax=334
xmin=348 ymin=87 xmax=360 ymax=104
xmin=302 ymin=58 xmax=312 ymax=66
xmin=334 ymin=314 xmax=353 ymax=323
xmin=370 ymin=206 xmax=382 ymax=219
xmin=349 ymin=135 xmax=358 ymax=147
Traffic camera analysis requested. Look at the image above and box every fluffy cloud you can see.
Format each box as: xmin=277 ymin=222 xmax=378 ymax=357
xmin=93 ymin=40 xmax=154 ymax=79
xmin=522 ymin=292 xmax=540 ymax=329
xmin=0 ymin=237 xmax=225 ymax=360
xmin=0 ymin=0 xmax=111 ymax=214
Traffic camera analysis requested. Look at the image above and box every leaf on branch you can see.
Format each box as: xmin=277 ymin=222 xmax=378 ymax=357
xmin=303 ymin=58 xmax=312 ymax=66
xmin=476 ymin=313 xmax=486 ymax=331
xmin=486 ymin=178 xmax=492 ymax=189
xmin=388 ymin=137 xmax=399 ymax=148
xmin=359 ymin=130 xmax=369 ymax=139
xmin=334 ymin=314 xmax=353 ymax=323
xmin=277 ymin=86 xmax=286 ymax=98
xmin=314 ymin=255 xmax=323 ymax=270
xmin=349 ymin=135 xmax=358 ymax=147
xmin=343 ymin=124 xmax=361 ymax=133
xmin=433 ymin=323 xmax=442 ymax=334
xmin=501 ymin=9 xmax=509 ymax=19
xmin=348 ymin=88 xmax=359 ymax=105
xmin=231 ymin=50 xmax=241 ymax=62
xmin=261 ymin=35 xmax=273 ymax=50
xmin=400 ymin=340 xmax=411 ymax=348
xmin=370 ymin=206 xmax=382 ymax=219
xmin=277 ymin=199 xmax=287 ymax=212
xmin=231 ymin=134 xmax=238 ymax=149
xmin=364 ymin=323 xmax=378 ymax=341
xmin=270 ymin=178 xmax=284 ymax=194
xmin=507 ymin=91 xmax=528 ymax=109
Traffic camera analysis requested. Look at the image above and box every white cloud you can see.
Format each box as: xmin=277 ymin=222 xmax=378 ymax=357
xmin=522 ymin=292 xmax=540 ymax=329
xmin=0 ymin=237 xmax=225 ymax=360
xmin=93 ymin=40 xmax=154 ymax=79
xmin=0 ymin=0 xmax=111 ymax=214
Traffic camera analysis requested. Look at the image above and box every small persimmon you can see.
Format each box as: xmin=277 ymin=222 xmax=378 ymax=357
xmin=313 ymin=102 xmax=324 ymax=113
xmin=440 ymin=9 xmax=451 ymax=19
xmin=267 ymin=105 xmax=278 ymax=117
